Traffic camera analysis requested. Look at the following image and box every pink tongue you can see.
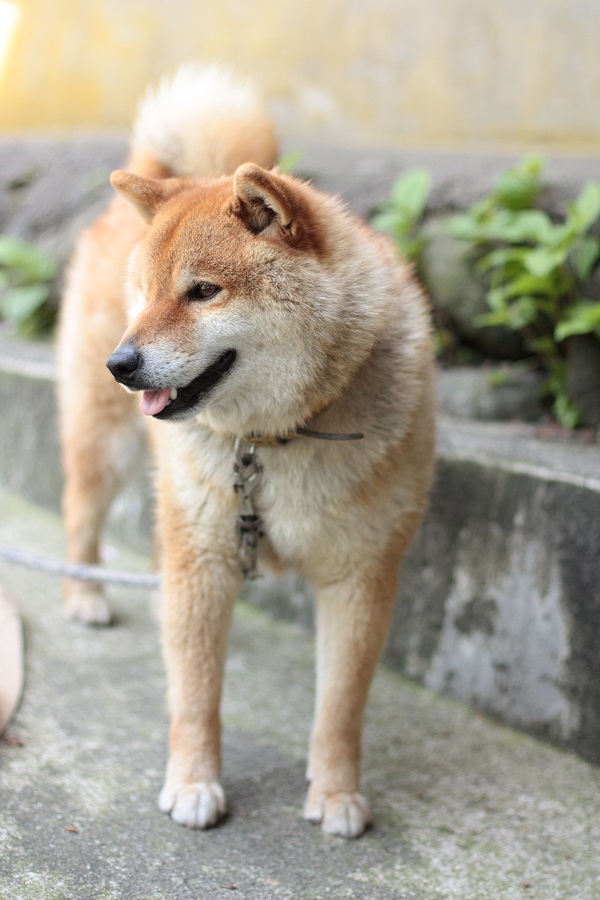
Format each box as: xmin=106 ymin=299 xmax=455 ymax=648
xmin=140 ymin=388 xmax=172 ymax=417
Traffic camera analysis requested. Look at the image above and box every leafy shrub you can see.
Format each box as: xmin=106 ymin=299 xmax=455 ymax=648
xmin=371 ymin=168 xmax=431 ymax=261
xmin=0 ymin=235 xmax=57 ymax=336
xmin=447 ymin=156 xmax=600 ymax=427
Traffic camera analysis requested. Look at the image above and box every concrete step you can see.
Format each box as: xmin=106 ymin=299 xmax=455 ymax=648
xmin=1 ymin=488 xmax=599 ymax=899
xmin=1 ymin=333 xmax=599 ymax=769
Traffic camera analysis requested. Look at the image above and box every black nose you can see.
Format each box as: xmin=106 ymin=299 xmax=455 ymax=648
xmin=106 ymin=342 xmax=141 ymax=384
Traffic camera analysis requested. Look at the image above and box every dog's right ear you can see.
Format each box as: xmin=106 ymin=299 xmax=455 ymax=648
xmin=110 ymin=171 xmax=189 ymax=223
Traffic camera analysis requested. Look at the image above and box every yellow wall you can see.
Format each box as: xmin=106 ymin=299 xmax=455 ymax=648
xmin=1 ymin=0 xmax=600 ymax=150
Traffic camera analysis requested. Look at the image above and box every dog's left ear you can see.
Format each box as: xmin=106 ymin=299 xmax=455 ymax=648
xmin=111 ymin=171 xmax=189 ymax=223
xmin=233 ymin=163 xmax=301 ymax=239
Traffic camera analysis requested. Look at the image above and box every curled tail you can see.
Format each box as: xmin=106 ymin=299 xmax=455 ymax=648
xmin=127 ymin=63 xmax=278 ymax=180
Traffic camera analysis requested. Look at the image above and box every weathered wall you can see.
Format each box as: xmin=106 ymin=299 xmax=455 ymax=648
xmin=1 ymin=0 xmax=600 ymax=150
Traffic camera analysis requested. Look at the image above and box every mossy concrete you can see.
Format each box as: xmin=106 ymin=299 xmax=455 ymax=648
xmin=1 ymin=488 xmax=600 ymax=900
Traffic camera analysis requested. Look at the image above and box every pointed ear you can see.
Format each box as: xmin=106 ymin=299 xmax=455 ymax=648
xmin=110 ymin=171 xmax=189 ymax=223
xmin=232 ymin=163 xmax=299 ymax=236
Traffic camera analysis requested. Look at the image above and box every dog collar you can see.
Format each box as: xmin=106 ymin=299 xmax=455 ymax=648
xmin=243 ymin=427 xmax=364 ymax=448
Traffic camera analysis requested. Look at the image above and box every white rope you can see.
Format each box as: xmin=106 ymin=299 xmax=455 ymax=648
xmin=0 ymin=545 xmax=160 ymax=589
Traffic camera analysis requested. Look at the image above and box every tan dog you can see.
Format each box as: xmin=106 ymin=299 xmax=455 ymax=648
xmin=57 ymin=65 xmax=435 ymax=839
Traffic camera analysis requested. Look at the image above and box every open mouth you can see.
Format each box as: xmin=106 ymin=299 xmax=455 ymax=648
xmin=141 ymin=349 xmax=237 ymax=420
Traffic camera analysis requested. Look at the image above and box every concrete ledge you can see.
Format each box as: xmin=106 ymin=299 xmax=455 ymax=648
xmin=394 ymin=431 xmax=600 ymax=765
xmin=1 ymin=336 xmax=598 ymax=766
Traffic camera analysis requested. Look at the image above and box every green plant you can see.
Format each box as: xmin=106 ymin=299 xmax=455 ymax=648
xmin=0 ymin=235 xmax=57 ymax=336
xmin=448 ymin=156 xmax=600 ymax=427
xmin=371 ymin=168 xmax=432 ymax=261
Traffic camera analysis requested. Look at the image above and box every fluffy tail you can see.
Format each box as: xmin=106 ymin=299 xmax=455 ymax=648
xmin=127 ymin=63 xmax=278 ymax=180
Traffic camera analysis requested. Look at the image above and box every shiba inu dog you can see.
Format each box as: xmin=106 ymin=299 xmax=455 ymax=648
xmin=57 ymin=65 xmax=435 ymax=838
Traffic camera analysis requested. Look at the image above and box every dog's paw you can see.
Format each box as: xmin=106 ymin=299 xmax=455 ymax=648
xmin=64 ymin=586 xmax=111 ymax=626
xmin=303 ymin=787 xmax=372 ymax=839
xmin=159 ymin=780 xmax=226 ymax=829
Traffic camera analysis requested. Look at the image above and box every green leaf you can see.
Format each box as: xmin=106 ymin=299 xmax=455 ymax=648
xmin=493 ymin=154 xmax=544 ymax=210
xmin=446 ymin=214 xmax=482 ymax=241
xmin=570 ymin=182 xmax=600 ymax=231
xmin=484 ymin=209 xmax=556 ymax=245
xmin=572 ymin=236 xmax=600 ymax=282
xmin=0 ymin=283 xmax=50 ymax=325
xmin=476 ymin=309 xmax=510 ymax=328
xmin=529 ymin=335 xmax=558 ymax=357
xmin=505 ymin=295 xmax=539 ymax=329
xmin=390 ymin=168 xmax=431 ymax=221
xmin=486 ymin=286 xmax=512 ymax=312
xmin=553 ymin=390 xmax=581 ymax=429
xmin=371 ymin=210 xmax=405 ymax=236
xmin=0 ymin=235 xmax=57 ymax=282
xmin=476 ymin=250 xmax=531 ymax=284
xmin=522 ymin=246 xmax=568 ymax=278
xmin=555 ymin=301 xmax=600 ymax=341
xmin=446 ymin=201 xmax=493 ymax=241
xmin=498 ymin=272 xmax=555 ymax=300
xmin=477 ymin=246 xmax=529 ymax=272
xmin=478 ymin=292 xmax=539 ymax=331
xmin=397 ymin=236 xmax=425 ymax=261
xmin=544 ymin=359 xmax=580 ymax=427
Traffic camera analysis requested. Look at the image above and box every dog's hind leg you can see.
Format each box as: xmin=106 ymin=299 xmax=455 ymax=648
xmin=60 ymin=383 xmax=141 ymax=625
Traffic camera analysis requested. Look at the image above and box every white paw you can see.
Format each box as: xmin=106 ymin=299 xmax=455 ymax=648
xmin=304 ymin=789 xmax=372 ymax=839
xmin=159 ymin=781 xmax=226 ymax=829
xmin=64 ymin=585 xmax=111 ymax=626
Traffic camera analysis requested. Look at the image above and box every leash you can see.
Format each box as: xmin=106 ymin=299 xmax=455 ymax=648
xmin=233 ymin=439 xmax=264 ymax=580
xmin=0 ymin=544 xmax=160 ymax=588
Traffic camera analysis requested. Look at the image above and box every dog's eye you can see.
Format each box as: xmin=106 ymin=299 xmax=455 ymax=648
xmin=187 ymin=282 xmax=221 ymax=302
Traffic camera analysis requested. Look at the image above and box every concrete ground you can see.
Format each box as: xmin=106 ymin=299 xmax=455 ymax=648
xmin=0 ymin=488 xmax=599 ymax=900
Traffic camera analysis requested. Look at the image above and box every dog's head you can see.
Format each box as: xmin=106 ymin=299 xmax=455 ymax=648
xmin=107 ymin=165 xmax=388 ymax=437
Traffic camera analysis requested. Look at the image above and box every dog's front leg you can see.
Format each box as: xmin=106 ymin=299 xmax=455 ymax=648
xmin=304 ymin=555 xmax=401 ymax=838
xmin=157 ymin=487 xmax=242 ymax=829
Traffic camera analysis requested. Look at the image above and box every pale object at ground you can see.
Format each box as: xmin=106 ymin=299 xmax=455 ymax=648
xmin=0 ymin=585 xmax=23 ymax=734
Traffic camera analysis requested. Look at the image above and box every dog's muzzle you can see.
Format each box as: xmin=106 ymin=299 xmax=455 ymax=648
xmin=106 ymin=343 xmax=237 ymax=420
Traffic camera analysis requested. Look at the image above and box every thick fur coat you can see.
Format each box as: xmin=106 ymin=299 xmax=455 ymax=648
xmin=57 ymin=65 xmax=435 ymax=838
